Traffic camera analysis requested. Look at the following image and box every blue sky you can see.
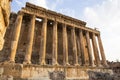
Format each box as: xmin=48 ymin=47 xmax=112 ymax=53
xmin=11 ymin=0 xmax=120 ymax=61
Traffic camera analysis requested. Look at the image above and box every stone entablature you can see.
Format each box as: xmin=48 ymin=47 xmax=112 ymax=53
xmin=22 ymin=2 xmax=86 ymax=27
xmin=21 ymin=3 xmax=99 ymax=34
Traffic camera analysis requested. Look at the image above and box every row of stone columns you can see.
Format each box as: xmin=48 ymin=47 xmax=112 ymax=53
xmin=86 ymin=31 xmax=94 ymax=66
xmin=9 ymin=11 xmax=108 ymax=67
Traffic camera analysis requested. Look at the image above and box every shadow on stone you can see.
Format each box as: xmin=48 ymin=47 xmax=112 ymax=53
xmin=49 ymin=71 xmax=65 ymax=80
xmin=88 ymin=71 xmax=120 ymax=80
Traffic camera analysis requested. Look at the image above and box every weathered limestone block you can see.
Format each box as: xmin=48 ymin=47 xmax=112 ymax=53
xmin=0 ymin=0 xmax=11 ymax=50
xmin=49 ymin=71 xmax=65 ymax=80
xmin=88 ymin=71 xmax=120 ymax=80
xmin=0 ymin=68 xmax=4 ymax=76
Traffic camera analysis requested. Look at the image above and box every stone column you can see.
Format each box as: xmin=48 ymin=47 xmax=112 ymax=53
xmin=39 ymin=18 xmax=47 ymax=65
xmin=97 ymin=34 xmax=108 ymax=67
xmin=62 ymin=24 xmax=69 ymax=66
xmin=92 ymin=33 xmax=101 ymax=67
xmin=9 ymin=11 xmax=23 ymax=62
xmin=23 ymin=15 xmax=36 ymax=64
xmin=52 ymin=21 xmax=59 ymax=65
xmin=71 ymin=27 xmax=79 ymax=66
xmin=85 ymin=31 xmax=94 ymax=66
xmin=79 ymin=29 xmax=85 ymax=66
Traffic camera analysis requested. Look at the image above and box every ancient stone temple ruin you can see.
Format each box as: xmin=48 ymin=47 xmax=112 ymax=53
xmin=0 ymin=2 xmax=113 ymax=80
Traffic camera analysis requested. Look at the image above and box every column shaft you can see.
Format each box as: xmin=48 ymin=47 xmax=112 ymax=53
xmin=86 ymin=31 xmax=94 ymax=66
xmin=9 ymin=11 xmax=23 ymax=62
xmin=71 ymin=27 xmax=79 ymax=66
xmin=24 ymin=15 xmax=35 ymax=64
xmin=97 ymin=34 xmax=108 ymax=66
xmin=79 ymin=30 xmax=85 ymax=66
xmin=62 ymin=24 xmax=69 ymax=65
xmin=92 ymin=33 xmax=101 ymax=66
xmin=52 ymin=21 xmax=58 ymax=65
xmin=39 ymin=18 xmax=47 ymax=65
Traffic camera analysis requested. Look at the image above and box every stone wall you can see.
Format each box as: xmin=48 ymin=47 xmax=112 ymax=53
xmin=0 ymin=0 xmax=11 ymax=50
xmin=88 ymin=71 xmax=120 ymax=80
xmin=0 ymin=63 xmax=113 ymax=80
xmin=108 ymin=62 xmax=120 ymax=74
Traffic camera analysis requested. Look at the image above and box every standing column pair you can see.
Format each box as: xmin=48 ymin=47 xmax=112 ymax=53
xmin=92 ymin=33 xmax=101 ymax=67
xmin=92 ymin=33 xmax=108 ymax=67
xmin=97 ymin=34 xmax=108 ymax=67
xmin=9 ymin=12 xmax=36 ymax=64
xmin=85 ymin=31 xmax=94 ymax=66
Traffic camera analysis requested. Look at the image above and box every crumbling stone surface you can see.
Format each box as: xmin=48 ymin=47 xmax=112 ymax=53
xmin=88 ymin=71 xmax=120 ymax=80
xmin=0 ymin=67 xmax=13 ymax=80
xmin=49 ymin=71 xmax=65 ymax=80
xmin=0 ymin=75 xmax=13 ymax=80
xmin=108 ymin=61 xmax=120 ymax=74
xmin=0 ymin=0 xmax=12 ymax=50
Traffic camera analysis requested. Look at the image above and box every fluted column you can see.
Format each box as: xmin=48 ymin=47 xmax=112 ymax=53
xmin=9 ymin=11 xmax=23 ymax=62
xmin=85 ymin=31 xmax=94 ymax=66
xmin=92 ymin=33 xmax=101 ymax=67
xmin=62 ymin=24 xmax=69 ymax=66
xmin=39 ymin=18 xmax=47 ymax=65
xmin=52 ymin=21 xmax=59 ymax=65
xmin=79 ymin=29 xmax=85 ymax=66
xmin=71 ymin=27 xmax=79 ymax=66
xmin=97 ymin=34 xmax=108 ymax=67
xmin=23 ymin=15 xmax=35 ymax=64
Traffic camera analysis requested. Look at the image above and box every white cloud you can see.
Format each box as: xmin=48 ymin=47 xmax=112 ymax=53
xmin=28 ymin=0 xmax=63 ymax=10
xmin=45 ymin=0 xmax=63 ymax=11
xmin=28 ymin=0 xmax=48 ymax=8
xmin=83 ymin=0 xmax=120 ymax=61
xmin=15 ymin=0 xmax=24 ymax=7
xmin=59 ymin=8 xmax=75 ymax=18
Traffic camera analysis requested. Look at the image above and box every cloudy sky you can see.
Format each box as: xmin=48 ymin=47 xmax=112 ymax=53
xmin=11 ymin=0 xmax=120 ymax=61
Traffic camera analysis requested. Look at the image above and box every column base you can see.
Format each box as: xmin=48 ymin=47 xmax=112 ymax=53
xmin=52 ymin=62 xmax=59 ymax=66
xmin=8 ymin=61 xmax=15 ymax=63
xmin=4 ymin=60 xmax=15 ymax=64
xmin=38 ymin=61 xmax=46 ymax=65
xmin=82 ymin=63 xmax=89 ymax=67
xmin=103 ymin=64 xmax=109 ymax=68
xmin=7 ymin=58 xmax=15 ymax=63
xmin=97 ymin=64 xmax=103 ymax=67
xmin=23 ymin=60 xmax=31 ymax=64
xmin=63 ymin=63 xmax=70 ymax=66
xmin=90 ymin=64 xmax=96 ymax=67
xmin=74 ymin=63 xmax=80 ymax=66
